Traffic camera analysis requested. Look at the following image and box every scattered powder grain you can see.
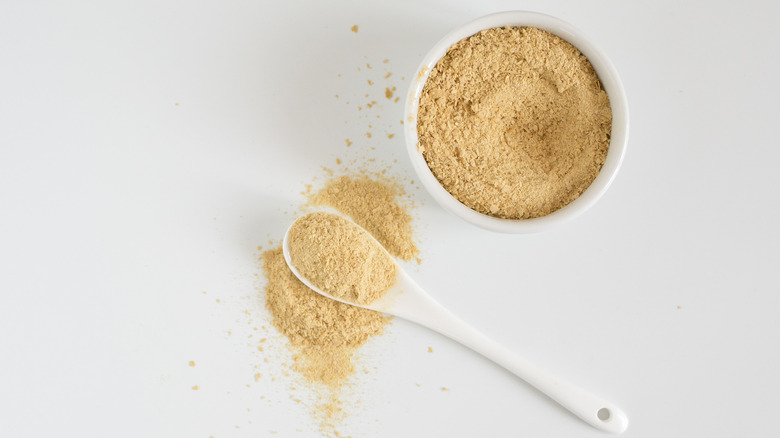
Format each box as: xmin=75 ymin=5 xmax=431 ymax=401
xmin=310 ymin=175 xmax=419 ymax=261
xmin=417 ymin=26 xmax=612 ymax=219
xmin=288 ymin=212 xmax=396 ymax=306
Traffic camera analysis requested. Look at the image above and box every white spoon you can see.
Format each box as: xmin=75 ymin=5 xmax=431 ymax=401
xmin=282 ymin=214 xmax=628 ymax=434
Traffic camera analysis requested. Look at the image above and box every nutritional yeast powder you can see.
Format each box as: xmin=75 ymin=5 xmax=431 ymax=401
xmin=288 ymin=212 xmax=396 ymax=306
xmin=310 ymin=175 xmax=419 ymax=262
xmin=417 ymin=27 xmax=612 ymax=219
xmin=262 ymin=247 xmax=386 ymax=387
xmin=260 ymin=173 xmax=417 ymax=432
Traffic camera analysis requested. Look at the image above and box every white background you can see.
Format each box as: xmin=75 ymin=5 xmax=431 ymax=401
xmin=2 ymin=1 xmax=779 ymax=437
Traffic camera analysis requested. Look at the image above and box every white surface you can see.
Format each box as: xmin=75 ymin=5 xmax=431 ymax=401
xmin=404 ymin=11 xmax=630 ymax=233
xmin=1 ymin=1 xmax=779 ymax=437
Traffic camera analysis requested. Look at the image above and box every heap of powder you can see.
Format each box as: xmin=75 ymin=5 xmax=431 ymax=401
xmin=262 ymin=247 xmax=387 ymax=386
xmin=261 ymin=173 xmax=418 ymax=433
xmin=417 ymin=26 xmax=612 ymax=219
xmin=288 ymin=212 xmax=397 ymax=306
xmin=310 ymin=175 xmax=419 ymax=261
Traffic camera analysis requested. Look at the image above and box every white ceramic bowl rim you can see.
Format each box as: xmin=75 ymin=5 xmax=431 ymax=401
xmin=403 ymin=11 xmax=629 ymax=233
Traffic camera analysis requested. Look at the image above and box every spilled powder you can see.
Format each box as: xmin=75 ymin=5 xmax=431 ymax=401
xmin=262 ymin=247 xmax=386 ymax=387
xmin=260 ymin=173 xmax=418 ymax=434
xmin=288 ymin=212 xmax=396 ymax=306
xmin=261 ymin=246 xmax=387 ymax=432
xmin=417 ymin=27 xmax=612 ymax=219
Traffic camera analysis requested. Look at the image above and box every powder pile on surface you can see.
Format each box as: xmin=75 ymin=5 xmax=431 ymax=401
xmin=417 ymin=26 xmax=612 ymax=219
xmin=288 ymin=212 xmax=396 ymax=306
xmin=262 ymin=247 xmax=387 ymax=386
xmin=310 ymin=175 xmax=419 ymax=262
xmin=260 ymin=173 xmax=418 ymax=433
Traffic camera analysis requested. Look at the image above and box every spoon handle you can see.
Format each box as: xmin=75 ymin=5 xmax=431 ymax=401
xmin=390 ymin=272 xmax=628 ymax=434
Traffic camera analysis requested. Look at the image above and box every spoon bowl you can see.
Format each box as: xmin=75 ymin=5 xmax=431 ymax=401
xmin=283 ymin=213 xmax=628 ymax=434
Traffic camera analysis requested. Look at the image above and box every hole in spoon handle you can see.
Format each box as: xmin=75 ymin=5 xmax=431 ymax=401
xmin=577 ymin=401 xmax=628 ymax=433
xmin=536 ymin=378 xmax=627 ymax=433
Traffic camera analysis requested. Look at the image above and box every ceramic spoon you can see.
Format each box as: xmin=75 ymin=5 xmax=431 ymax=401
xmin=282 ymin=216 xmax=628 ymax=434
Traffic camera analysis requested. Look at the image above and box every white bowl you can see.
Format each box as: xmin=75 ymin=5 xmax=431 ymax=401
xmin=403 ymin=11 xmax=629 ymax=233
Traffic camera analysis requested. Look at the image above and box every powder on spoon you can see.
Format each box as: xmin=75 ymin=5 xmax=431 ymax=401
xmin=309 ymin=174 xmax=419 ymax=262
xmin=288 ymin=212 xmax=396 ymax=306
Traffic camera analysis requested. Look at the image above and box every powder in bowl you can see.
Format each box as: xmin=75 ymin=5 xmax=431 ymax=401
xmin=288 ymin=212 xmax=397 ymax=306
xmin=416 ymin=26 xmax=612 ymax=219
